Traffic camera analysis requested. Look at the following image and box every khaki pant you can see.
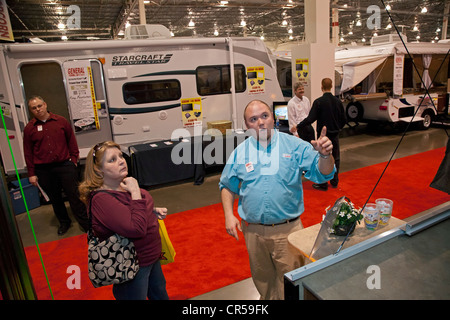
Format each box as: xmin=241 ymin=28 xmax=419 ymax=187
xmin=241 ymin=218 xmax=305 ymax=300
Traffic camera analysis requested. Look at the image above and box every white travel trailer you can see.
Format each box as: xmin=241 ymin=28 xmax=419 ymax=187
xmin=0 ymin=26 xmax=283 ymax=175
xmin=335 ymin=36 xmax=450 ymax=128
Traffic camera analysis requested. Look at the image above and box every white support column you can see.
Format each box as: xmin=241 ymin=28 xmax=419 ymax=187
xmin=442 ymin=1 xmax=449 ymax=40
xmin=291 ymin=0 xmax=336 ymax=103
xmin=331 ymin=5 xmax=340 ymax=46
xmin=139 ymin=0 xmax=146 ymax=25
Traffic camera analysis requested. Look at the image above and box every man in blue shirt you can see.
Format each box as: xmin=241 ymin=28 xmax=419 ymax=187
xmin=219 ymin=99 xmax=335 ymax=299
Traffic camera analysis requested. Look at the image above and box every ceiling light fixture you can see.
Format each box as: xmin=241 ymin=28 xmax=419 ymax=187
xmin=421 ymin=7 xmax=427 ymax=13
xmin=57 ymin=22 xmax=65 ymax=30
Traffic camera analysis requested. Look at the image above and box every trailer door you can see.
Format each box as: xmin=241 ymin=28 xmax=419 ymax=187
xmin=62 ymin=59 xmax=112 ymax=159
xmin=20 ymin=59 xmax=112 ymax=163
xmin=0 ymin=51 xmax=26 ymax=175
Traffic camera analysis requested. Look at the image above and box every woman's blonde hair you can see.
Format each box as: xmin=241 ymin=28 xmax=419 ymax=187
xmin=78 ymin=141 xmax=121 ymax=204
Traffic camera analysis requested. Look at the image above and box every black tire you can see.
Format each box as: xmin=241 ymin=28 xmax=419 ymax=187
xmin=346 ymin=101 xmax=364 ymax=122
xmin=418 ymin=110 xmax=434 ymax=130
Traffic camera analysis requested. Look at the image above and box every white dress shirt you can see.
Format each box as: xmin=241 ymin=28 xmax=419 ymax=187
xmin=287 ymin=95 xmax=311 ymax=136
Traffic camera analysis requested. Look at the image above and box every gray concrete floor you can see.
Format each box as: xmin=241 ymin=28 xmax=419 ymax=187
xmin=12 ymin=123 xmax=449 ymax=300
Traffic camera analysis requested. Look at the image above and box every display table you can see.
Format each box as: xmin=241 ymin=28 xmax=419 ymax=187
xmin=288 ymin=216 xmax=405 ymax=263
xmin=202 ymin=131 xmax=248 ymax=169
xmin=129 ymin=131 xmax=249 ymax=187
xmin=129 ymin=138 xmax=204 ymax=187
xmin=288 ymin=217 xmax=450 ymax=300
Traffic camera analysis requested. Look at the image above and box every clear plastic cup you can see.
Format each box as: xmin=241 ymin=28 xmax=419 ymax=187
xmin=363 ymin=203 xmax=380 ymax=231
xmin=376 ymin=198 xmax=393 ymax=226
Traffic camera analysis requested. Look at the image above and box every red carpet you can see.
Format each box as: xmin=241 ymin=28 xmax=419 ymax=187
xmin=25 ymin=147 xmax=450 ymax=300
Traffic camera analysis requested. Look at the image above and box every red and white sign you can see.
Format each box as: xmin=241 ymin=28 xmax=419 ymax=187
xmin=0 ymin=0 xmax=14 ymax=42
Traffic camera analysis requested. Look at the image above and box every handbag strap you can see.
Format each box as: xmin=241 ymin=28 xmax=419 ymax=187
xmin=88 ymin=190 xmax=120 ymax=236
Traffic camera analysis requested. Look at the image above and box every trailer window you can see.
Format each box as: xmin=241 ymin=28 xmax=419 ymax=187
xmin=123 ymin=80 xmax=181 ymax=104
xmin=196 ymin=65 xmax=246 ymax=96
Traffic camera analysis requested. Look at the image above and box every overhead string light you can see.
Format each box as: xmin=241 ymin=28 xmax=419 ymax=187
xmin=240 ymin=7 xmax=246 ymax=27
xmin=355 ymin=11 xmax=362 ymax=27
xmin=188 ymin=9 xmax=195 ymax=28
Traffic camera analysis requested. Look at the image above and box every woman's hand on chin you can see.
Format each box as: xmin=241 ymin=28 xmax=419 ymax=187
xmin=120 ymin=177 xmax=142 ymax=199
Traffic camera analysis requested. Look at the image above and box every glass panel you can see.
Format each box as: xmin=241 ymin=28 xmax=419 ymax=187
xmin=123 ymin=80 xmax=181 ymax=104
xmin=196 ymin=65 xmax=246 ymax=96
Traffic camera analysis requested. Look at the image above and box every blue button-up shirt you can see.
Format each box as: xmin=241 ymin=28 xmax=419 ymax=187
xmin=219 ymin=130 xmax=335 ymax=224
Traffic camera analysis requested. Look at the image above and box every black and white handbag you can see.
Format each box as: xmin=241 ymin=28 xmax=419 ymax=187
xmin=87 ymin=191 xmax=139 ymax=288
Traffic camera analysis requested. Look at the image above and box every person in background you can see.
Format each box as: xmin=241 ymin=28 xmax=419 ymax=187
xmin=219 ymin=99 xmax=335 ymax=300
xmin=23 ymin=95 xmax=88 ymax=235
xmin=78 ymin=141 xmax=169 ymax=300
xmin=287 ymin=82 xmax=314 ymax=142
xmin=298 ymin=78 xmax=347 ymax=190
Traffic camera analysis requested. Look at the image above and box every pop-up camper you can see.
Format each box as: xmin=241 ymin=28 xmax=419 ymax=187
xmin=273 ymin=35 xmax=449 ymax=128
xmin=335 ymin=36 xmax=450 ymax=128
xmin=0 ymin=25 xmax=283 ymax=175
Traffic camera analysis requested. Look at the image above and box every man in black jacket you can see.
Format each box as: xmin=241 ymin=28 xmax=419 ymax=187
xmin=298 ymin=78 xmax=347 ymax=190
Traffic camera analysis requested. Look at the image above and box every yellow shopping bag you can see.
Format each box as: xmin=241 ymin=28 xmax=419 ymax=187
xmin=159 ymin=220 xmax=176 ymax=265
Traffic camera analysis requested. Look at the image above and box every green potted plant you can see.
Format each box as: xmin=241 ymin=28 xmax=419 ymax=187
xmin=330 ymin=199 xmax=363 ymax=236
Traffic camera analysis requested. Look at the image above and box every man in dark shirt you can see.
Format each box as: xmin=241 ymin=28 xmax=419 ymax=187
xmin=298 ymin=78 xmax=347 ymax=190
xmin=23 ymin=96 xmax=88 ymax=235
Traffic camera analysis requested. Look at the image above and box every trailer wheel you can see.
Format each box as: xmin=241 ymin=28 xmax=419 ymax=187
xmin=346 ymin=101 xmax=364 ymax=122
xmin=418 ymin=110 xmax=434 ymax=130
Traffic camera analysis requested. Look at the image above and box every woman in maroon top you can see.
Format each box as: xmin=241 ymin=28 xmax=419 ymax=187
xmin=79 ymin=141 xmax=169 ymax=300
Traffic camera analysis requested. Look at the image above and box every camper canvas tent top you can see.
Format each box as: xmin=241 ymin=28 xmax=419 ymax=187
xmin=336 ymin=42 xmax=450 ymax=94
xmin=335 ymin=41 xmax=450 ymax=127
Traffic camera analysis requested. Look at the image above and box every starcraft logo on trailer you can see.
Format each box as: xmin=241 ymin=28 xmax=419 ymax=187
xmin=112 ymin=54 xmax=173 ymax=66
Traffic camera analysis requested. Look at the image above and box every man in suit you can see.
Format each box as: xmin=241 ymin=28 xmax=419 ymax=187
xmin=298 ymin=78 xmax=347 ymax=190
